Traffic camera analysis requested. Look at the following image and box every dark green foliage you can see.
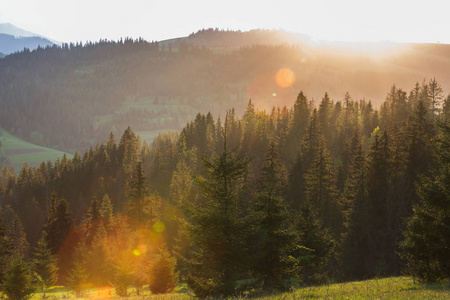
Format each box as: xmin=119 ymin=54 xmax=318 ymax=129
xmin=250 ymin=142 xmax=295 ymax=290
xmin=127 ymin=161 xmax=150 ymax=223
xmin=294 ymin=203 xmax=334 ymax=285
xmin=148 ymin=245 xmax=178 ymax=294
xmin=400 ymin=122 xmax=450 ymax=282
xmin=43 ymin=194 xmax=72 ymax=254
xmin=0 ymin=81 xmax=448 ymax=288
xmin=1 ymin=258 xmax=38 ymax=300
xmin=304 ymin=136 xmax=342 ymax=238
xmin=339 ymin=132 xmax=370 ymax=279
xmin=283 ymin=92 xmax=311 ymax=162
xmin=185 ymin=117 xmax=250 ymax=297
xmin=32 ymin=232 xmax=58 ymax=289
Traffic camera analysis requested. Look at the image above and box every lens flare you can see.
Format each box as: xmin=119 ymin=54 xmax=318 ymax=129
xmin=275 ymin=68 xmax=295 ymax=88
xmin=153 ymin=221 xmax=165 ymax=233
xmin=132 ymin=249 xmax=141 ymax=256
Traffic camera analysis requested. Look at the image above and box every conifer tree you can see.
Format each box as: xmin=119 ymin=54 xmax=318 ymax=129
xmin=43 ymin=195 xmax=72 ymax=255
xmin=0 ymin=215 xmax=13 ymax=283
xmin=67 ymin=239 xmax=89 ymax=298
xmin=33 ymin=232 xmax=58 ymax=289
xmin=127 ymin=161 xmax=157 ymax=225
xmin=339 ymin=131 xmax=370 ymax=279
xmin=428 ymin=77 xmax=444 ymax=115
xmin=250 ymin=142 xmax=295 ymax=290
xmin=401 ymin=122 xmax=450 ymax=282
xmin=364 ymin=129 xmax=396 ymax=276
xmin=304 ymin=137 xmax=342 ymax=237
xmin=1 ymin=257 xmax=38 ymax=300
xmin=185 ymin=115 xmax=250 ymax=297
xmin=99 ymin=193 xmax=114 ymax=231
xmin=148 ymin=245 xmax=178 ymax=294
xmin=294 ymin=203 xmax=334 ymax=285
xmin=283 ymin=92 xmax=311 ymax=163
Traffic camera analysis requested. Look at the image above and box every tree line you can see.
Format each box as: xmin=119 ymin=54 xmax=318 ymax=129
xmin=0 ymin=80 xmax=449 ymax=298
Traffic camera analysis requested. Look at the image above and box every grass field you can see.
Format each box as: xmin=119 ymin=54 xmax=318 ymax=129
xmin=13 ymin=277 xmax=449 ymax=299
xmin=0 ymin=128 xmax=73 ymax=172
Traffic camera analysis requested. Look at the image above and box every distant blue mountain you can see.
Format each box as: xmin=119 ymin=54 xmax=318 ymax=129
xmin=0 ymin=23 xmax=56 ymax=55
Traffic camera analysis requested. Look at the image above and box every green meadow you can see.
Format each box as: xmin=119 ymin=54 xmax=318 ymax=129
xmin=15 ymin=277 xmax=450 ymax=299
xmin=0 ymin=128 xmax=72 ymax=172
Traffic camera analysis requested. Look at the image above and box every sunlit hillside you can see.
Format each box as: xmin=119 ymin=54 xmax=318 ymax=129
xmin=0 ymin=29 xmax=449 ymax=153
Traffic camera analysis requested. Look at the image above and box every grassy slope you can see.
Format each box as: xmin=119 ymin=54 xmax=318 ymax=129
xmin=22 ymin=277 xmax=450 ymax=299
xmin=0 ymin=128 xmax=73 ymax=172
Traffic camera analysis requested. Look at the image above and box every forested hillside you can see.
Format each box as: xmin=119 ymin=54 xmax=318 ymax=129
xmin=0 ymin=29 xmax=449 ymax=154
xmin=0 ymin=80 xmax=449 ymax=297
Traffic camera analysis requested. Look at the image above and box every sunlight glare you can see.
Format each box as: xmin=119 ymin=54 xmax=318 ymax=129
xmin=275 ymin=68 xmax=295 ymax=88
xmin=153 ymin=221 xmax=165 ymax=233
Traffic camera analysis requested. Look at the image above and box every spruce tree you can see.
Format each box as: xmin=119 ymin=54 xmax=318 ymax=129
xmin=185 ymin=115 xmax=250 ymax=297
xmin=294 ymin=203 xmax=334 ymax=285
xmin=67 ymin=239 xmax=89 ymax=298
xmin=339 ymin=131 xmax=370 ymax=279
xmin=148 ymin=245 xmax=178 ymax=294
xmin=43 ymin=195 xmax=72 ymax=255
xmin=1 ymin=258 xmax=38 ymax=300
xmin=400 ymin=122 xmax=450 ymax=282
xmin=0 ymin=215 xmax=13 ymax=283
xmin=33 ymin=232 xmax=58 ymax=289
xmin=250 ymin=142 xmax=295 ymax=290
xmin=304 ymin=138 xmax=342 ymax=238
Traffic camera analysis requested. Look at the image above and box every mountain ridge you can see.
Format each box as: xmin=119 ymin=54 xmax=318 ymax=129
xmin=0 ymin=23 xmax=57 ymax=54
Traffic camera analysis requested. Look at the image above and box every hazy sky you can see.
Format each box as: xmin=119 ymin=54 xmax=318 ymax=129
xmin=1 ymin=0 xmax=449 ymax=44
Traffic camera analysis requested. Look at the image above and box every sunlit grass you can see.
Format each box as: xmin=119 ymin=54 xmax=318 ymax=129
xmin=11 ymin=277 xmax=448 ymax=299
xmin=0 ymin=128 xmax=73 ymax=172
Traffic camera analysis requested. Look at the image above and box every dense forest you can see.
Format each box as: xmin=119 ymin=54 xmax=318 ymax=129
xmin=0 ymin=79 xmax=449 ymax=297
xmin=1 ymin=29 xmax=450 ymax=153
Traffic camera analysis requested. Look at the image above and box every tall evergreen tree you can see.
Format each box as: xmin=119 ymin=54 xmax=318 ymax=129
xmin=294 ymin=203 xmax=334 ymax=285
xmin=185 ymin=115 xmax=250 ymax=297
xmin=428 ymin=77 xmax=444 ymax=116
xmin=148 ymin=245 xmax=178 ymax=294
xmin=339 ymin=131 xmax=371 ymax=279
xmin=365 ymin=130 xmax=396 ymax=276
xmin=0 ymin=215 xmax=13 ymax=283
xmin=33 ymin=232 xmax=58 ymax=290
xmin=43 ymin=195 xmax=72 ymax=254
xmin=304 ymin=138 xmax=342 ymax=238
xmin=250 ymin=142 xmax=295 ymax=290
xmin=400 ymin=122 xmax=450 ymax=282
xmin=1 ymin=258 xmax=38 ymax=300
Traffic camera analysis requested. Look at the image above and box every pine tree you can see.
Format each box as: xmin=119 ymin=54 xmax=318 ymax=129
xmin=0 ymin=215 xmax=13 ymax=283
xmin=364 ymin=129 xmax=396 ymax=276
xmin=84 ymin=196 xmax=101 ymax=246
xmin=127 ymin=161 xmax=160 ymax=225
xmin=99 ymin=193 xmax=114 ymax=231
xmin=1 ymin=258 xmax=38 ymax=300
xmin=304 ymin=138 xmax=342 ymax=238
xmin=339 ymin=131 xmax=370 ymax=279
xmin=185 ymin=115 xmax=250 ymax=297
xmin=67 ymin=239 xmax=89 ymax=298
xmin=250 ymin=142 xmax=295 ymax=290
xmin=294 ymin=203 xmax=334 ymax=285
xmin=283 ymin=91 xmax=311 ymax=163
xmin=43 ymin=195 xmax=72 ymax=255
xmin=148 ymin=245 xmax=178 ymax=294
xmin=33 ymin=232 xmax=58 ymax=289
xmin=428 ymin=77 xmax=444 ymax=116
xmin=400 ymin=122 xmax=450 ymax=282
